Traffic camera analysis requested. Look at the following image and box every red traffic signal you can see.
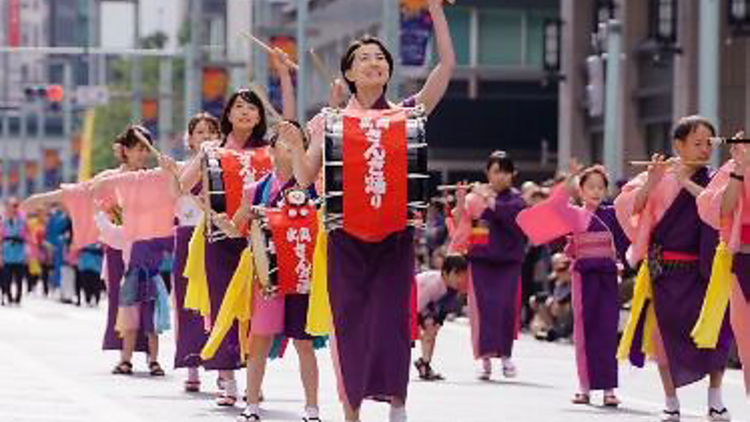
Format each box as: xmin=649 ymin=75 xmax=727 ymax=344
xmin=46 ymin=84 xmax=63 ymax=102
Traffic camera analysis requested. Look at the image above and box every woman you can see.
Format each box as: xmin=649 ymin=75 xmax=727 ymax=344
xmin=180 ymin=48 xmax=295 ymax=406
xmin=288 ymin=1 xmax=454 ymax=420
xmin=22 ymin=125 xmax=157 ymax=367
xmin=172 ymin=112 xmax=221 ymax=392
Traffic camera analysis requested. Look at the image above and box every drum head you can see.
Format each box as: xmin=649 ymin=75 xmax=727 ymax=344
xmin=250 ymin=219 xmax=270 ymax=287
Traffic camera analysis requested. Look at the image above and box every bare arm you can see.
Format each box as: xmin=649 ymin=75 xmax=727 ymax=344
xmin=22 ymin=190 xmax=64 ymax=214
xmin=271 ymin=47 xmax=296 ymax=120
xmin=414 ymin=0 xmax=456 ymax=115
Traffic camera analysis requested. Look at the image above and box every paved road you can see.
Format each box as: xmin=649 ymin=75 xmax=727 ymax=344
xmin=0 ymin=296 xmax=746 ymax=422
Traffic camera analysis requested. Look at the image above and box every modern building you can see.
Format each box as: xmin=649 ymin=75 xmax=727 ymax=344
xmin=265 ymin=0 xmax=562 ymax=184
xmin=558 ymin=0 xmax=750 ymax=180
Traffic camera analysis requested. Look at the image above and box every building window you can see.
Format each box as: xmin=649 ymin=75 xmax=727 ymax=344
xmin=479 ymin=9 xmax=523 ymax=66
xmin=444 ymin=7 xmax=471 ymax=66
xmin=645 ymin=122 xmax=672 ymax=156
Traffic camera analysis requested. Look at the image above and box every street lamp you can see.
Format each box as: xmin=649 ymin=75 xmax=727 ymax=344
xmin=542 ymin=19 xmax=562 ymax=74
xmin=728 ymin=0 xmax=750 ymax=34
xmin=654 ymin=0 xmax=677 ymax=44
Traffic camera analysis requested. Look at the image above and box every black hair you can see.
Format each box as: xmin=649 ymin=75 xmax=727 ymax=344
xmin=485 ymin=150 xmax=515 ymax=174
xmin=114 ymin=125 xmax=153 ymax=149
xmin=672 ymin=115 xmax=716 ymax=142
xmin=340 ymin=36 xmax=394 ymax=94
xmin=441 ymin=254 xmax=468 ymax=276
xmin=220 ymin=89 xmax=268 ymax=148
xmin=188 ymin=112 xmax=220 ymax=136
xmin=270 ymin=120 xmax=310 ymax=150
xmin=578 ymin=165 xmax=610 ymax=189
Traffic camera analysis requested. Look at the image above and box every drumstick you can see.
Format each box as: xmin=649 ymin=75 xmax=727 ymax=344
xmin=309 ymin=48 xmax=335 ymax=83
xmin=629 ymin=160 xmax=710 ymax=167
xmin=437 ymin=182 xmax=481 ymax=191
xmin=240 ymin=31 xmax=299 ymax=71
xmin=248 ymin=83 xmax=284 ymax=123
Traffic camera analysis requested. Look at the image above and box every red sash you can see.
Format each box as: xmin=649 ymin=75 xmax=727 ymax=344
xmin=219 ymin=147 xmax=273 ymax=236
xmin=342 ymin=109 xmax=408 ymax=242
xmin=268 ymin=204 xmax=318 ymax=295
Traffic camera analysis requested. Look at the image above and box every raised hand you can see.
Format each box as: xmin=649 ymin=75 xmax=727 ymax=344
xmin=328 ymin=78 xmax=348 ymax=109
xmin=646 ymin=153 xmax=674 ymax=187
xmin=270 ymin=47 xmax=293 ymax=76
xmin=276 ymin=121 xmax=305 ymax=152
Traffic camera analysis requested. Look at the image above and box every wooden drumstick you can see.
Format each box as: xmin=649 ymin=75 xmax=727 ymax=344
xmin=437 ymin=182 xmax=480 ymax=191
xmin=309 ymin=48 xmax=335 ymax=83
xmin=240 ymin=31 xmax=299 ymax=71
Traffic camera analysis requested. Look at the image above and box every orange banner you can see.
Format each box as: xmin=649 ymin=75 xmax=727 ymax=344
xmin=342 ymin=110 xmax=408 ymax=241
xmin=268 ymin=204 xmax=318 ymax=295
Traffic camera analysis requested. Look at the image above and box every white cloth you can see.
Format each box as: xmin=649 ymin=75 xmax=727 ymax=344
xmin=176 ymin=195 xmax=202 ymax=227
xmin=416 ymin=270 xmax=447 ymax=313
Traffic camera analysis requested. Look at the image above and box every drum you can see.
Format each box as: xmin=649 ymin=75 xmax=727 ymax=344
xmin=202 ymin=145 xmax=272 ymax=242
xmin=249 ymin=188 xmax=317 ymax=298
xmin=249 ymin=218 xmax=280 ymax=298
xmin=322 ymin=105 xmax=429 ymax=231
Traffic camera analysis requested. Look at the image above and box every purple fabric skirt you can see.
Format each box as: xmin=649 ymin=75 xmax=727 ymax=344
xmin=652 ymin=265 xmax=731 ymax=388
xmin=101 ymin=246 xmax=149 ymax=353
xmin=172 ymin=226 xmax=208 ymax=368
xmin=328 ymin=229 xmax=413 ymax=410
xmin=571 ymin=258 xmax=619 ymax=391
xmin=202 ymin=236 xmax=247 ymax=370
xmin=469 ymin=259 xmax=522 ymax=359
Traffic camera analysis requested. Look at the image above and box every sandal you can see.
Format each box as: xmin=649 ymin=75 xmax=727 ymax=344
xmin=217 ymin=393 xmax=237 ymax=407
xmin=603 ymin=392 xmax=620 ymax=407
xmin=184 ymin=379 xmax=201 ymax=393
xmin=112 ymin=361 xmax=133 ymax=375
xmin=302 ymin=418 xmax=321 ymax=422
xmin=149 ymin=361 xmax=165 ymax=376
xmin=571 ymin=392 xmax=590 ymax=405
xmin=237 ymin=408 xmax=260 ymax=421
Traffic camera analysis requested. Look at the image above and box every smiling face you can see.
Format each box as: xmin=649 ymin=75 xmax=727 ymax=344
xmin=579 ymin=171 xmax=607 ymax=209
xmin=228 ymin=95 xmax=261 ymax=134
xmin=188 ymin=118 xmax=220 ymax=151
xmin=344 ymin=43 xmax=392 ymax=93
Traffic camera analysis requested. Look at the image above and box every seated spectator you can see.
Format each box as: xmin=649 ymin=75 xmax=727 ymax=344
xmin=529 ymin=253 xmax=573 ymax=341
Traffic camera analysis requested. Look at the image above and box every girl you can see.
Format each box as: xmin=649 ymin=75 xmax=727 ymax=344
xmin=517 ymin=163 xmax=629 ymax=406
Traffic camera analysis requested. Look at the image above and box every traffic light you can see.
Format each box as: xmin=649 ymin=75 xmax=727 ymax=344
xmin=23 ymin=84 xmax=64 ymax=111
xmin=46 ymin=85 xmax=63 ymax=103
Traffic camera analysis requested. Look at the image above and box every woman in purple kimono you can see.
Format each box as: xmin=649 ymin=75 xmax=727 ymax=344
xmin=517 ymin=163 xmax=629 ymax=406
xmin=615 ymin=116 xmax=731 ymax=422
xmin=460 ymin=152 xmax=527 ymax=381
xmin=288 ymin=1 xmax=455 ymax=420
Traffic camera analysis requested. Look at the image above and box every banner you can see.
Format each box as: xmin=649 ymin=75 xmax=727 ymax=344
xmin=25 ymin=160 xmax=39 ymax=195
xmin=268 ymin=36 xmax=298 ymax=113
xmin=44 ymin=149 xmax=62 ymax=189
xmin=78 ymin=109 xmax=96 ymax=182
xmin=69 ymin=134 xmax=81 ymax=183
xmin=142 ymin=98 xmax=159 ymax=139
xmin=202 ymin=66 xmax=228 ymax=120
xmin=7 ymin=0 xmax=20 ymax=47
xmin=0 ymin=159 xmax=3 ymax=197
xmin=400 ymin=0 xmax=434 ymax=67
xmin=8 ymin=161 xmax=19 ymax=196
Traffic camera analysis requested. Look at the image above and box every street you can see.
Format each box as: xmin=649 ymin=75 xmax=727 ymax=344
xmin=0 ymin=296 xmax=747 ymax=422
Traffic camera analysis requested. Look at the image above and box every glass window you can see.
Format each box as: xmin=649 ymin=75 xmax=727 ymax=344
xmin=479 ymin=9 xmax=523 ymax=66
xmin=444 ymin=7 xmax=470 ymax=66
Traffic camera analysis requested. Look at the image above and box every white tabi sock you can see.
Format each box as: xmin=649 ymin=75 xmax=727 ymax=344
xmin=389 ymin=405 xmax=407 ymax=422
xmin=665 ymin=395 xmax=680 ymax=412
xmin=187 ymin=367 xmax=199 ymax=382
xmin=708 ymin=387 xmax=724 ymax=410
xmin=304 ymin=406 xmax=319 ymax=419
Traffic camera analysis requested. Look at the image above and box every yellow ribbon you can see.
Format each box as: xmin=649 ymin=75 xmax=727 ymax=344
xmin=617 ymin=261 xmax=657 ymax=360
xmin=691 ymin=242 xmax=732 ymax=348
xmin=183 ymin=217 xmax=211 ymax=317
xmin=305 ymin=210 xmax=332 ymax=336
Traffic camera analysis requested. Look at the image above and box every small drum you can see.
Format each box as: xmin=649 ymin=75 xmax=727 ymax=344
xmin=249 ymin=188 xmax=317 ymax=298
xmin=203 ymin=145 xmax=272 ymax=242
xmin=322 ymin=105 xmax=429 ymax=231
xmin=250 ymin=218 xmax=280 ymax=298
